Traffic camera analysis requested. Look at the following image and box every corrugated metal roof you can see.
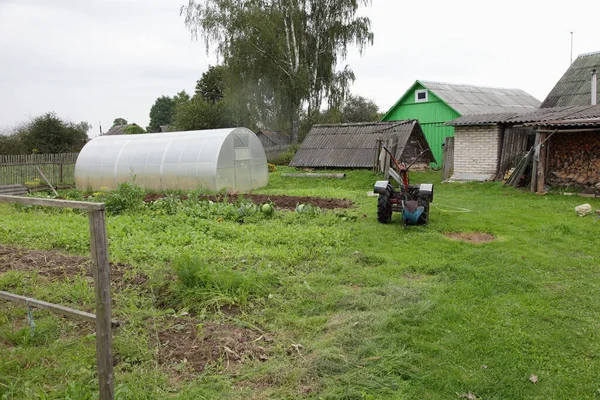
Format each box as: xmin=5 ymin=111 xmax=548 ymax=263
xmin=541 ymin=51 xmax=600 ymax=108
xmin=446 ymin=105 xmax=600 ymax=126
xmin=523 ymin=117 xmax=600 ymax=128
xmin=290 ymin=121 xmax=434 ymax=168
xmin=420 ymin=81 xmax=541 ymax=115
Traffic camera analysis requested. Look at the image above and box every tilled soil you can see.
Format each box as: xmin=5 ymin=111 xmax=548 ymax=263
xmin=158 ymin=317 xmax=271 ymax=373
xmin=0 ymin=244 xmax=147 ymax=288
xmin=143 ymin=193 xmax=353 ymax=210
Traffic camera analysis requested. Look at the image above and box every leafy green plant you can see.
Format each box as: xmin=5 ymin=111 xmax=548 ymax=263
xmin=103 ymin=182 xmax=145 ymax=215
xmin=277 ymin=144 xmax=299 ymax=165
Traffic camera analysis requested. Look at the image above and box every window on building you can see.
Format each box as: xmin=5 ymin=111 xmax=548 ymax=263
xmin=415 ymin=89 xmax=428 ymax=103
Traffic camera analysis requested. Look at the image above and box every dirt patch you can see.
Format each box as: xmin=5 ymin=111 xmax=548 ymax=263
xmin=444 ymin=232 xmax=495 ymax=244
xmin=0 ymin=244 xmax=147 ymax=288
xmin=158 ymin=317 xmax=270 ymax=373
xmin=143 ymin=193 xmax=353 ymax=210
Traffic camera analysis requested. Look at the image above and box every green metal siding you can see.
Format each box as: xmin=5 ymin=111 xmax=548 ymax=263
xmin=382 ymin=83 xmax=461 ymax=167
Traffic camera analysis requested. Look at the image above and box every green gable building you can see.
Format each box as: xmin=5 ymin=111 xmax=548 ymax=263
xmin=381 ymin=80 xmax=541 ymax=167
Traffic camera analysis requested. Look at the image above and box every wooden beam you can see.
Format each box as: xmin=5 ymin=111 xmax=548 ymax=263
xmin=0 ymin=291 xmax=119 ymax=328
xmin=89 ymin=209 xmax=115 ymax=400
xmin=536 ymin=132 xmax=549 ymax=193
xmin=282 ymin=173 xmax=346 ymax=179
xmin=0 ymin=195 xmax=104 ymax=211
xmin=35 ymin=166 xmax=59 ymax=197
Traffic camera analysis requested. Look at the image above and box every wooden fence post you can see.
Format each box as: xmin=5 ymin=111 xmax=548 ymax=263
xmin=88 ymin=209 xmax=114 ymax=400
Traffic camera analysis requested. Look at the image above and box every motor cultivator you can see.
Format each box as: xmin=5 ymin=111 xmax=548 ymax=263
xmin=373 ymin=147 xmax=434 ymax=226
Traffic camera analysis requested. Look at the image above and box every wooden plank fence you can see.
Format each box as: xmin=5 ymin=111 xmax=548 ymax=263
xmin=0 ymin=153 xmax=78 ymax=186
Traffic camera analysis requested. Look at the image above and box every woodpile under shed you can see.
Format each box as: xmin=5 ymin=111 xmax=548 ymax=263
xmin=547 ymin=132 xmax=600 ymax=191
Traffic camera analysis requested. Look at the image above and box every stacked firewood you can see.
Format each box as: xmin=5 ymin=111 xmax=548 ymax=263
xmin=548 ymin=133 xmax=600 ymax=192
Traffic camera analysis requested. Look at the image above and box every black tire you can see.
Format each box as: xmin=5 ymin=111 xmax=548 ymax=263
xmin=377 ymin=191 xmax=393 ymax=223
xmin=419 ymin=197 xmax=430 ymax=225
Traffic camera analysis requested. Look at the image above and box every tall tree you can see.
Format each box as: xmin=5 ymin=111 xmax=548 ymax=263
xmin=340 ymin=95 xmax=380 ymax=123
xmin=195 ymin=65 xmax=225 ymax=104
xmin=182 ymin=0 xmax=374 ymax=143
xmin=148 ymin=96 xmax=176 ymax=132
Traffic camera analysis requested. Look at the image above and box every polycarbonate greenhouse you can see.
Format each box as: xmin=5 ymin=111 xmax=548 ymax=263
xmin=75 ymin=128 xmax=268 ymax=192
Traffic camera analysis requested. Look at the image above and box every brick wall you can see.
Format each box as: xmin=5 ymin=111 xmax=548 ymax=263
xmin=453 ymin=126 xmax=502 ymax=176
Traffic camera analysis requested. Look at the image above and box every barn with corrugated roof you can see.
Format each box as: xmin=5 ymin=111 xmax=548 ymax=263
xmin=289 ymin=121 xmax=435 ymax=169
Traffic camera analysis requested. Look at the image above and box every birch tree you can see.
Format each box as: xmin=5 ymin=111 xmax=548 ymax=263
xmin=181 ymin=0 xmax=373 ymax=143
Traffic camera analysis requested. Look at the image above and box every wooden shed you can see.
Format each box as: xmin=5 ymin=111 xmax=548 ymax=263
xmin=289 ymin=121 xmax=435 ymax=169
xmin=446 ymin=105 xmax=600 ymax=193
xmin=381 ymin=80 xmax=540 ymax=167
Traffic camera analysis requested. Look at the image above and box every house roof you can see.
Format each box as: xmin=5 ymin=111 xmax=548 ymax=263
xmin=256 ymin=130 xmax=290 ymax=146
xmin=290 ymin=121 xmax=435 ymax=168
xmin=541 ymin=51 xmax=600 ymax=108
xmin=381 ymin=80 xmax=541 ymax=120
xmin=446 ymin=105 xmax=600 ymax=126
xmin=104 ymin=124 xmax=139 ymax=136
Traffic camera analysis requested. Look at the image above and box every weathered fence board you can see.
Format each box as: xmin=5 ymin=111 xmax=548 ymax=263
xmin=0 ymin=153 xmax=78 ymax=186
xmin=442 ymin=137 xmax=455 ymax=181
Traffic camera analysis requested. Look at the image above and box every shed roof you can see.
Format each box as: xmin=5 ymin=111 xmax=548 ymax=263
xmin=382 ymin=80 xmax=540 ymax=120
xmin=447 ymin=105 xmax=600 ymax=126
xmin=290 ymin=121 xmax=434 ymax=168
xmin=104 ymin=124 xmax=140 ymax=136
xmin=541 ymin=51 xmax=600 ymax=108
xmin=256 ymin=130 xmax=291 ymax=146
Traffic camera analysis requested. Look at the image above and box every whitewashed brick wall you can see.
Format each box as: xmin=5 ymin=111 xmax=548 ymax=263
xmin=453 ymin=126 xmax=501 ymax=175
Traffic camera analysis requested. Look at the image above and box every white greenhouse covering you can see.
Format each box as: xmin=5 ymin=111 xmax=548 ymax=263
xmin=75 ymin=128 xmax=268 ymax=192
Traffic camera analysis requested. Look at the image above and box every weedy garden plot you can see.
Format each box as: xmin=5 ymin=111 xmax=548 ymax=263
xmin=2 ymin=167 xmax=600 ymax=399
xmin=142 ymin=193 xmax=353 ymax=210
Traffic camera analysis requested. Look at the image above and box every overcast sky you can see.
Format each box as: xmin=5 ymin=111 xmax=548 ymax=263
xmin=0 ymin=0 xmax=598 ymax=137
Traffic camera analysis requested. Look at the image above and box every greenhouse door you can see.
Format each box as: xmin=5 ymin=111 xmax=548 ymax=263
xmin=234 ymin=147 xmax=252 ymax=191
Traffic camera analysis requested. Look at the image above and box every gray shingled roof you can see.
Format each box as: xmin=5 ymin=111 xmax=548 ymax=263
xmin=541 ymin=51 xmax=600 ymax=108
xmin=419 ymin=81 xmax=541 ymax=114
xmin=290 ymin=121 xmax=434 ymax=168
xmin=257 ymin=130 xmax=291 ymax=146
xmin=447 ymin=105 xmax=600 ymax=126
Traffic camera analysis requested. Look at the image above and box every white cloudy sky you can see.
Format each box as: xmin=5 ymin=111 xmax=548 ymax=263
xmin=0 ymin=0 xmax=598 ymax=137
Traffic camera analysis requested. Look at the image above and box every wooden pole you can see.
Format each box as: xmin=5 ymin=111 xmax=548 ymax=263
xmin=530 ymin=132 xmax=540 ymax=193
xmin=536 ymin=132 xmax=549 ymax=193
xmin=88 ymin=209 xmax=114 ymax=400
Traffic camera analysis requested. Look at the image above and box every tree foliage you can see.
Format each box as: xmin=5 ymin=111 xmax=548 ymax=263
xmin=123 ymin=124 xmax=146 ymax=135
xmin=340 ymin=95 xmax=381 ymax=123
xmin=4 ymin=112 xmax=89 ymax=154
xmin=195 ymin=65 xmax=225 ymax=104
xmin=182 ymin=0 xmax=374 ymax=143
xmin=113 ymin=118 xmax=128 ymax=126
xmin=172 ymin=98 xmax=237 ymax=132
xmin=148 ymin=96 xmax=176 ymax=132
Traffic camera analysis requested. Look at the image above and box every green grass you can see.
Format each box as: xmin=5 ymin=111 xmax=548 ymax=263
xmin=1 ymin=166 xmax=600 ymax=399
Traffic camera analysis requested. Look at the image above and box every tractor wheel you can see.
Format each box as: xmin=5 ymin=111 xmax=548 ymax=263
xmin=377 ymin=190 xmax=393 ymax=223
xmin=419 ymin=197 xmax=430 ymax=225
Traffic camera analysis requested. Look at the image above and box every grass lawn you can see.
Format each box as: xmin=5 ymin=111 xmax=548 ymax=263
xmin=1 ymin=167 xmax=599 ymax=399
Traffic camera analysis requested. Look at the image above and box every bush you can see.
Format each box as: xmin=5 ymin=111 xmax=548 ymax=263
xmin=277 ymin=144 xmax=299 ymax=165
xmin=103 ymin=182 xmax=145 ymax=215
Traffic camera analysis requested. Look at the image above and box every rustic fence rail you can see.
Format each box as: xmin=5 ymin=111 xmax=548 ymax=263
xmin=0 ymin=153 xmax=79 ymax=186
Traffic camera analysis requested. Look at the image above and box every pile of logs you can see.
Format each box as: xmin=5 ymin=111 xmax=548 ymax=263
xmin=548 ymin=132 xmax=600 ymax=192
